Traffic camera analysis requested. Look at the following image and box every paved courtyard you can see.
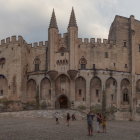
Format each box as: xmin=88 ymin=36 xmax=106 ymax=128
xmin=0 ymin=117 xmax=139 ymax=140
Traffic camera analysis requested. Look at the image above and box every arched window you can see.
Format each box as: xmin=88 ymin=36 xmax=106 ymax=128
xmin=123 ymin=88 xmax=129 ymax=103
xmin=136 ymin=79 xmax=140 ymax=92
xmin=34 ymin=57 xmax=41 ymax=71
xmin=75 ymin=77 xmax=86 ymax=101
xmin=63 ymin=60 xmax=65 ymax=65
xmin=66 ymin=60 xmax=68 ymax=64
xmin=0 ymin=75 xmax=8 ymax=97
xmin=56 ymin=60 xmax=59 ymax=65
xmin=60 ymin=60 xmax=62 ymax=65
xmin=0 ymin=58 xmax=6 ymax=68
xmin=79 ymin=56 xmax=87 ymax=70
xmin=121 ymin=79 xmax=130 ymax=105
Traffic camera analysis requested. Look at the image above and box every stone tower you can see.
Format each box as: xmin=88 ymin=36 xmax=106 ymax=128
xmin=48 ymin=9 xmax=59 ymax=70
xmin=68 ymin=7 xmax=78 ymax=70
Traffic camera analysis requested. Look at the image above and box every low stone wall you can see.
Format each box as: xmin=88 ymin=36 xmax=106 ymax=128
xmin=0 ymin=109 xmax=86 ymax=120
xmin=135 ymin=113 xmax=140 ymax=121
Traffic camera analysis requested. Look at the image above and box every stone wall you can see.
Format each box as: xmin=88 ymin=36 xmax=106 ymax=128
xmin=0 ymin=13 xmax=140 ymax=120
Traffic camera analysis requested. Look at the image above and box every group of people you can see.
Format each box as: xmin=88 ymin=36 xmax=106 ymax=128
xmin=87 ymin=111 xmax=107 ymax=136
xmin=54 ymin=111 xmax=106 ymax=136
xmin=54 ymin=112 xmax=76 ymax=126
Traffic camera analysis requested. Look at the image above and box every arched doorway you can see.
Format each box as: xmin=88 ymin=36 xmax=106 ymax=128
xmin=56 ymin=95 xmax=69 ymax=109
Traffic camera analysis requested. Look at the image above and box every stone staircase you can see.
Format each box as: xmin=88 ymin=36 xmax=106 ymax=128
xmin=0 ymin=109 xmax=86 ymax=120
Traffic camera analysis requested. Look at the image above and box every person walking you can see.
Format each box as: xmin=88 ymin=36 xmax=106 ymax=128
xmin=87 ymin=111 xmax=94 ymax=136
xmin=66 ymin=113 xmax=71 ymax=126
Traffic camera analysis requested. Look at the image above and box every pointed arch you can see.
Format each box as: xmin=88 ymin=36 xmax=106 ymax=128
xmin=55 ymin=74 xmax=70 ymax=97
xmin=121 ymin=78 xmax=130 ymax=88
xmin=136 ymin=79 xmax=140 ymax=103
xmin=0 ymin=58 xmax=6 ymax=67
xmin=105 ymin=77 xmax=117 ymax=107
xmin=27 ymin=79 xmax=37 ymax=101
xmin=0 ymin=75 xmax=8 ymax=97
xmin=106 ymin=77 xmax=117 ymax=88
xmin=136 ymin=79 xmax=140 ymax=92
xmin=120 ymin=78 xmax=130 ymax=105
xmin=75 ymin=76 xmax=86 ymax=101
xmin=40 ymin=78 xmax=51 ymax=100
xmin=34 ymin=56 xmax=41 ymax=71
xmin=90 ymin=76 xmax=102 ymax=103
xmin=60 ymin=60 xmax=62 ymax=65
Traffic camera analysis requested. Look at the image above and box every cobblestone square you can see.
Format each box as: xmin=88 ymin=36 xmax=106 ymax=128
xmin=0 ymin=117 xmax=139 ymax=140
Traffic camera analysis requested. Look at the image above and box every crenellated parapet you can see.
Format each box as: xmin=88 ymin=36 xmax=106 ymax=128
xmin=78 ymin=37 xmax=116 ymax=48
xmin=28 ymin=41 xmax=48 ymax=48
xmin=0 ymin=35 xmax=49 ymax=49
xmin=0 ymin=35 xmax=26 ymax=47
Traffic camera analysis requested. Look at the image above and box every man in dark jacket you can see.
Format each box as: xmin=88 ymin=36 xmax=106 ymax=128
xmin=87 ymin=111 xmax=94 ymax=136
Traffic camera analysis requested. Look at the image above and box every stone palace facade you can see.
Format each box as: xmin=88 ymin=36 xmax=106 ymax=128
xmin=0 ymin=8 xmax=140 ymax=120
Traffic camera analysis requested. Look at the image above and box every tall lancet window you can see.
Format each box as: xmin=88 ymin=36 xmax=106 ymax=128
xmin=34 ymin=57 xmax=41 ymax=71
xmin=123 ymin=88 xmax=129 ymax=103
xmin=79 ymin=56 xmax=87 ymax=70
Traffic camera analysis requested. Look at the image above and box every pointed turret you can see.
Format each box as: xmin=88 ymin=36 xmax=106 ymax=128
xmin=68 ymin=7 xmax=77 ymax=28
xmin=48 ymin=9 xmax=59 ymax=70
xmin=67 ymin=7 xmax=78 ymax=70
xmin=49 ymin=9 xmax=58 ymax=29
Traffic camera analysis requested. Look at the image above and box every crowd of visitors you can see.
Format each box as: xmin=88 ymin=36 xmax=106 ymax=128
xmin=87 ymin=111 xmax=107 ymax=136
xmin=54 ymin=112 xmax=76 ymax=126
xmin=54 ymin=110 xmax=107 ymax=136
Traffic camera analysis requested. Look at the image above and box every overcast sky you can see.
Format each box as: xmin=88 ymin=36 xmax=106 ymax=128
xmin=0 ymin=0 xmax=139 ymax=43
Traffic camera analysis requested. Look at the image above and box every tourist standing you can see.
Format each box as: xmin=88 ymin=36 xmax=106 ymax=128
xmin=87 ymin=111 xmax=94 ymax=136
xmin=96 ymin=113 xmax=102 ymax=133
xmin=102 ymin=115 xmax=107 ymax=133
xmin=72 ymin=114 xmax=76 ymax=121
xmin=66 ymin=113 xmax=71 ymax=126
xmin=55 ymin=112 xmax=59 ymax=124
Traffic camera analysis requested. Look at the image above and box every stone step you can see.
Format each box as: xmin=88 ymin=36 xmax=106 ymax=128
xmin=0 ymin=109 xmax=86 ymax=120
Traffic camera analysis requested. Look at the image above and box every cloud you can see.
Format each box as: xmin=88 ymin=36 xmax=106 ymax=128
xmin=0 ymin=0 xmax=139 ymax=43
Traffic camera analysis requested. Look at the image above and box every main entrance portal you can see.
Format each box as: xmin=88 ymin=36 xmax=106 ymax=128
xmin=56 ymin=95 xmax=68 ymax=109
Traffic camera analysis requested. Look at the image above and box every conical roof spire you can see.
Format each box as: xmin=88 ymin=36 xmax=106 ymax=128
xmin=49 ymin=9 xmax=58 ymax=29
xmin=68 ymin=7 xmax=77 ymax=28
